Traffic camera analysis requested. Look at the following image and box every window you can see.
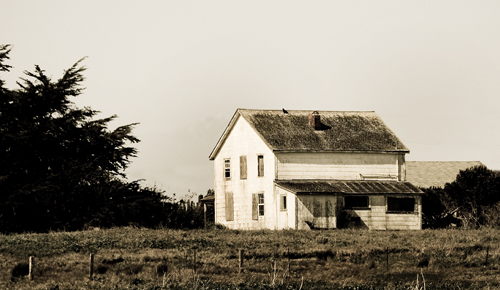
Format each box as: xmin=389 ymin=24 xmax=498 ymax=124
xmin=257 ymin=155 xmax=264 ymax=177
xmin=280 ymin=194 xmax=287 ymax=211
xmin=344 ymin=196 xmax=369 ymax=209
xmin=387 ymin=197 xmax=415 ymax=213
xmin=240 ymin=156 xmax=247 ymax=179
xmin=252 ymin=192 xmax=265 ymax=220
xmin=224 ymin=159 xmax=230 ymax=179
xmin=258 ymin=193 xmax=265 ymax=216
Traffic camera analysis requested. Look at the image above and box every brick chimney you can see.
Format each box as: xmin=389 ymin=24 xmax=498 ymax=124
xmin=308 ymin=111 xmax=321 ymax=130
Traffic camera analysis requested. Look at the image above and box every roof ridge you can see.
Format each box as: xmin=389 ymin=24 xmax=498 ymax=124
xmin=238 ymin=108 xmax=376 ymax=113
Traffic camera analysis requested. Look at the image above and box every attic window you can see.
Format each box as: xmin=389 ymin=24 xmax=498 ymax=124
xmin=257 ymin=155 xmax=264 ymax=177
xmin=224 ymin=159 xmax=231 ymax=179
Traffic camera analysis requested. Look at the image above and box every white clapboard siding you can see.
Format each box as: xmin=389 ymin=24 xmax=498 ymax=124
xmin=276 ymin=152 xmax=404 ymax=180
xmin=296 ymin=195 xmax=338 ymax=230
xmin=213 ymin=115 xmax=276 ymax=229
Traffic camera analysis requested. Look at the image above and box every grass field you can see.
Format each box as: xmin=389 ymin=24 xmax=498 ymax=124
xmin=1 ymin=227 xmax=500 ymax=289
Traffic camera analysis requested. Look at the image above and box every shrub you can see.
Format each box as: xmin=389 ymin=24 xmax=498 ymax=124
xmin=156 ymin=263 xmax=169 ymax=275
xmin=96 ymin=265 xmax=108 ymax=274
xmin=11 ymin=262 xmax=29 ymax=278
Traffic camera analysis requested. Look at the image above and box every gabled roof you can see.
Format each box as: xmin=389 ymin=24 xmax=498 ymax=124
xmin=406 ymin=161 xmax=484 ymax=188
xmin=275 ymin=180 xmax=423 ymax=195
xmin=209 ymin=109 xmax=409 ymax=160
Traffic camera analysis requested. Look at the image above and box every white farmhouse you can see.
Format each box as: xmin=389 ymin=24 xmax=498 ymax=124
xmin=209 ymin=109 xmax=423 ymax=230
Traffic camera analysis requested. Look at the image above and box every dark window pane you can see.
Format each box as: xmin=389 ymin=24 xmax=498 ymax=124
xmin=224 ymin=159 xmax=230 ymax=179
xmin=258 ymin=193 xmax=264 ymax=216
xmin=387 ymin=197 xmax=414 ymax=212
xmin=280 ymin=195 xmax=287 ymax=211
xmin=344 ymin=196 xmax=369 ymax=209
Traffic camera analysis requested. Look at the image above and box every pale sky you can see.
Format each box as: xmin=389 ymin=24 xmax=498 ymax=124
xmin=2 ymin=1 xmax=500 ymax=199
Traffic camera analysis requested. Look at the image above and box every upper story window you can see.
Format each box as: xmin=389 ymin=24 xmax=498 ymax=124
xmin=240 ymin=156 xmax=247 ymax=179
xmin=257 ymin=155 xmax=264 ymax=177
xmin=344 ymin=195 xmax=369 ymax=209
xmin=224 ymin=159 xmax=231 ymax=179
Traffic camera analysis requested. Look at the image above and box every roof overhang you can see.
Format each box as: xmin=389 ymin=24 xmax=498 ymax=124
xmin=273 ymin=149 xmax=410 ymax=154
xmin=200 ymin=195 xmax=215 ymax=203
xmin=275 ymin=180 xmax=423 ymax=195
xmin=208 ymin=110 xmax=241 ymax=160
xmin=209 ymin=108 xmax=411 ymax=160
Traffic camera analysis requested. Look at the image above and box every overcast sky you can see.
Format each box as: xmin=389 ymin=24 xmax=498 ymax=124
xmin=2 ymin=1 xmax=500 ymax=199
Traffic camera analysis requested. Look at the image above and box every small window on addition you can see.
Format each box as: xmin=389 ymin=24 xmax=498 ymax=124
xmin=280 ymin=195 xmax=287 ymax=211
xmin=224 ymin=159 xmax=231 ymax=179
xmin=387 ymin=197 xmax=415 ymax=213
xmin=257 ymin=155 xmax=264 ymax=177
xmin=344 ymin=196 xmax=369 ymax=209
xmin=258 ymin=193 xmax=265 ymax=216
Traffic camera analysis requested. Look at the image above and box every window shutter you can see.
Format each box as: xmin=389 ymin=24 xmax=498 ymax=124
xmin=252 ymin=193 xmax=258 ymax=220
xmin=225 ymin=192 xmax=234 ymax=221
xmin=240 ymin=156 xmax=247 ymax=179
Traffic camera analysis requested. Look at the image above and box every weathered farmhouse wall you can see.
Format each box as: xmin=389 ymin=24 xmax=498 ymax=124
xmin=286 ymin=193 xmax=421 ymax=230
xmin=345 ymin=195 xmax=422 ymax=230
xmin=295 ymin=195 xmax=339 ymax=230
xmin=276 ymin=152 xmax=406 ymax=181
xmin=210 ymin=109 xmax=420 ymax=231
xmin=275 ymin=186 xmax=296 ymax=229
xmin=213 ymin=116 xmax=276 ymax=229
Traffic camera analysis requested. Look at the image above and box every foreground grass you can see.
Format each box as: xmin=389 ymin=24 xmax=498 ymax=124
xmin=1 ymin=227 xmax=500 ymax=289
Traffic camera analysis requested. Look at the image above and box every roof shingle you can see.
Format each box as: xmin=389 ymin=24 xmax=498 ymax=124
xmin=239 ymin=109 xmax=408 ymax=152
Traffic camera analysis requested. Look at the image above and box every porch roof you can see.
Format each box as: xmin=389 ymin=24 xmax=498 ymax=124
xmin=275 ymin=180 xmax=423 ymax=195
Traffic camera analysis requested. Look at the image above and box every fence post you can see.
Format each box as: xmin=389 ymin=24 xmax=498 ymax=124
xmin=89 ymin=253 xmax=94 ymax=279
xmin=29 ymin=256 xmax=34 ymax=281
xmin=239 ymin=249 xmax=244 ymax=274
xmin=204 ymin=203 xmax=207 ymax=230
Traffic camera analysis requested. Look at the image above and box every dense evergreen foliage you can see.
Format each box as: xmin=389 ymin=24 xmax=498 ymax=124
xmin=422 ymin=165 xmax=500 ymax=229
xmin=0 ymin=45 xmax=205 ymax=233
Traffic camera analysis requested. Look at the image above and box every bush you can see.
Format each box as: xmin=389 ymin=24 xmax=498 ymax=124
xmin=11 ymin=262 xmax=29 ymax=278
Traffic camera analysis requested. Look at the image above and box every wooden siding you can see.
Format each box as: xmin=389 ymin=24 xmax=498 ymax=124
xmin=276 ymin=187 xmax=297 ymax=229
xmin=296 ymin=195 xmax=338 ymax=230
xmin=213 ymin=116 xmax=276 ymax=229
xmin=276 ymin=152 xmax=402 ymax=180
xmin=346 ymin=195 xmax=421 ymax=230
xmin=291 ymin=194 xmax=421 ymax=230
xmin=211 ymin=110 xmax=419 ymax=231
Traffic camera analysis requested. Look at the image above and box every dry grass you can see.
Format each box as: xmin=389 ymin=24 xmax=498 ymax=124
xmin=0 ymin=227 xmax=499 ymax=289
